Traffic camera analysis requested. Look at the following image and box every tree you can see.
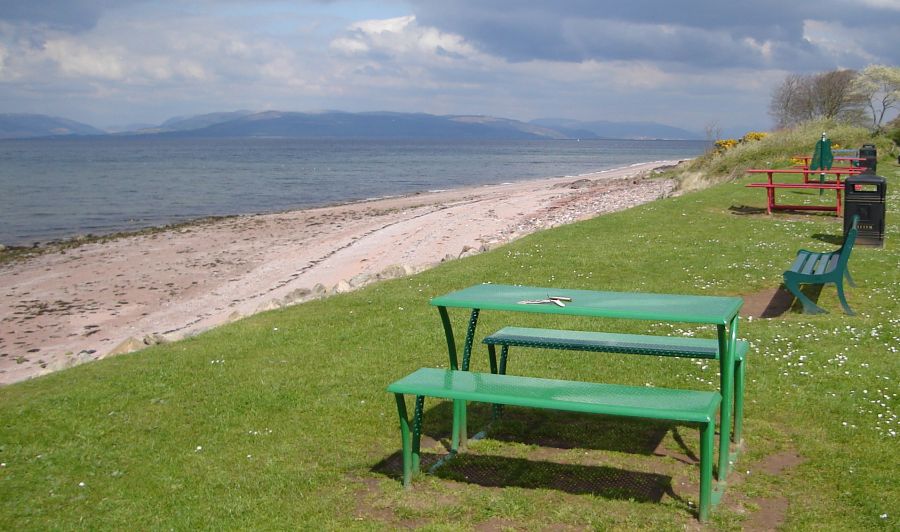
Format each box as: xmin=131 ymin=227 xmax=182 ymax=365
xmin=769 ymin=74 xmax=810 ymax=128
xmin=851 ymin=64 xmax=900 ymax=132
xmin=814 ymin=69 xmax=866 ymax=123
xmin=769 ymin=69 xmax=865 ymax=128
xmin=703 ymin=120 xmax=722 ymax=141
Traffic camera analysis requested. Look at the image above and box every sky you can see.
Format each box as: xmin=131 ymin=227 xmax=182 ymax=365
xmin=0 ymin=0 xmax=898 ymax=133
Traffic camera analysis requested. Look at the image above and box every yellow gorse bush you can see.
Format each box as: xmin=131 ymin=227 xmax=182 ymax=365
xmin=714 ymin=138 xmax=738 ymax=152
xmin=714 ymin=131 xmax=768 ymax=154
xmin=742 ymin=131 xmax=767 ymax=142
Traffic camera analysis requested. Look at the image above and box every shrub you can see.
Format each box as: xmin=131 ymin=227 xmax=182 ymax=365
xmin=714 ymin=138 xmax=738 ymax=152
xmin=742 ymin=131 xmax=767 ymax=142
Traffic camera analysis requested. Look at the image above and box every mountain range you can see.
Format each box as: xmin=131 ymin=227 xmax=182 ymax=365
xmin=0 ymin=111 xmax=705 ymax=141
xmin=0 ymin=114 xmax=107 ymax=139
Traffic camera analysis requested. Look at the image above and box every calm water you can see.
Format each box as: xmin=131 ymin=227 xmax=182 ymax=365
xmin=0 ymin=137 xmax=707 ymax=246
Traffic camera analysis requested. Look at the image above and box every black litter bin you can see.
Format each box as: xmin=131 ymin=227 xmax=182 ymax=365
xmin=844 ymin=174 xmax=886 ymax=247
xmin=859 ymin=143 xmax=877 ymax=173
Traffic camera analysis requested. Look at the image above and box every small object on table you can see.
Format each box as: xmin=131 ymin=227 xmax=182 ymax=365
xmin=517 ymin=296 xmax=572 ymax=307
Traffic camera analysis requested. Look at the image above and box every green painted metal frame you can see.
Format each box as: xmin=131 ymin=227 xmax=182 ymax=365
xmin=390 ymin=368 xmax=721 ymax=521
xmin=783 ymin=215 xmax=859 ymax=315
xmin=431 ymin=284 xmax=745 ymax=487
xmin=482 ymin=328 xmax=749 ymax=449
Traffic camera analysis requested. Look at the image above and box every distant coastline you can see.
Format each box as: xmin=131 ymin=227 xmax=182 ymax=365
xmin=1 ymin=110 xmax=704 ymax=141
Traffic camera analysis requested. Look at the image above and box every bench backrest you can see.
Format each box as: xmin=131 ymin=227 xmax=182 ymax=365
xmin=837 ymin=214 xmax=859 ymax=270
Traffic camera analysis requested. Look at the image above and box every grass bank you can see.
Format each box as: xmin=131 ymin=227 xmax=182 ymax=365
xmin=1 ymin=137 xmax=898 ymax=530
xmin=671 ymin=120 xmax=896 ymax=191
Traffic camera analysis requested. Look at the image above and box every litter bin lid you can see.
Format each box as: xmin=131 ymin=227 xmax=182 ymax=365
xmin=845 ymin=174 xmax=885 ymax=185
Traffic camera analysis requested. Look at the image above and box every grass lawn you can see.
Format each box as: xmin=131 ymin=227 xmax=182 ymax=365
xmin=1 ymin=151 xmax=898 ymax=530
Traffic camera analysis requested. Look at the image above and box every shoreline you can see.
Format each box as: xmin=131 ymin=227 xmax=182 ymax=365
xmin=0 ymin=160 xmax=684 ymax=386
xmin=0 ymin=159 xmax=682 ymax=251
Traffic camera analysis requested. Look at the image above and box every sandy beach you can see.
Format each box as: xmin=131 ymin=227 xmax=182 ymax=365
xmin=0 ymin=161 xmax=680 ymax=385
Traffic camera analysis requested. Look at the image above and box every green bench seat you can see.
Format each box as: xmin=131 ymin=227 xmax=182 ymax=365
xmin=481 ymin=327 xmax=749 ymax=445
xmin=388 ymin=367 xmax=721 ymax=521
xmin=783 ymin=214 xmax=858 ymax=315
xmin=482 ymin=327 xmax=749 ymax=361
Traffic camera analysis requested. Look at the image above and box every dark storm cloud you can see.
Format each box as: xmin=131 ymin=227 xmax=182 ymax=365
xmin=0 ymin=1 xmax=141 ymax=30
xmin=411 ymin=0 xmax=900 ymax=68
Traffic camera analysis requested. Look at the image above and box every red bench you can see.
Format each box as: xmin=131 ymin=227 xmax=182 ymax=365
xmin=745 ymin=182 xmax=844 ymax=215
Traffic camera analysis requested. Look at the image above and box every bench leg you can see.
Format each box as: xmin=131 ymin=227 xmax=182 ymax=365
xmin=484 ymin=344 xmax=510 ymax=376
xmin=451 ymin=399 xmax=468 ymax=451
xmin=394 ymin=393 xmax=414 ymax=487
xmin=835 ymin=280 xmax=856 ymax=316
xmin=700 ymin=420 xmax=714 ymax=522
xmin=487 ymin=344 xmax=498 ymax=374
xmin=845 ymin=268 xmax=857 ymax=288
xmin=487 ymin=345 xmax=505 ymax=419
xmin=783 ymin=275 xmax=826 ymax=314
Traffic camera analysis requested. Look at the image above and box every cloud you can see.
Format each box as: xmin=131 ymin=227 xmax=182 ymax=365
xmin=410 ymin=0 xmax=900 ymax=69
xmin=331 ymin=15 xmax=477 ymax=60
xmin=0 ymin=1 xmax=894 ymax=131
xmin=0 ymin=0 xmax=149 ymax=31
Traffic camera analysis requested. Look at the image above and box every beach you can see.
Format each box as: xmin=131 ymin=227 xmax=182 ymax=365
xmin=0 ymin=161 xmax=680 ymax=385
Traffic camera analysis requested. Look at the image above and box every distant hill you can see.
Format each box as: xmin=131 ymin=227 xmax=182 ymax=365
xmin=145 ymin=111 xmax=583 ymax=140
xmin=0 ymin=114 xmax=106 ymax=140
xmin=531 ymin=118 xmax=702 ymax=140
xmin=0 ymin=111 xmax=710 ymax=141
xmin=157 ymin=111 xmax=257 ymax=132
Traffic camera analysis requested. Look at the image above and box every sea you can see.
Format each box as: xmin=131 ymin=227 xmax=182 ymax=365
xmin=0 ymin=137 xmax=708 ymax=247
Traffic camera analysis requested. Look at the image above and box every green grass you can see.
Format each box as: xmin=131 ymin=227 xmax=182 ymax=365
xmin=1 ymin=136 xmax=898 ymax=529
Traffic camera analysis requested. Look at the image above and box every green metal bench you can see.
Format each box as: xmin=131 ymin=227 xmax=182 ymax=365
xmin=783 ymin=214 xmax=859 ymax=315
xmin=481 ymin=327 xmax=748 ymax=441
xmin=388 ymin=367 xmax=721 ymax=521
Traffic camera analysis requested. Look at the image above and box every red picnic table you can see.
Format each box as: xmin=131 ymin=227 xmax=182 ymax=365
xmin=744 ymin=168 xmax=860 ymax=216
xmin=790 ymin=156 xmax=868 ymax=181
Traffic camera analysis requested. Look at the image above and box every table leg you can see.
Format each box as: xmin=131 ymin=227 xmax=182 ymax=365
xmin=734 ymin=350 xmax=745 ymax=445
xmin=438 ymin=307 xmax=481 ymax=450
xmin=412 ymin=395 xmax=424 ymax=472
xmin=394 ymin=393 xmax=413 ymax=487
xmin=700 ymin=419 xmax=715 ymax=521
xmin=461 ymin=309 xmax=481 ymax=372
xmin=730 ymin=315 xmax=741 ymax=444
xmin=716 ymin=319 xmax=736 ymax=482
xmin=459 ymin=309 xmax=481 ymax=448
xmin=437 ymin=306 xmax=458 ymax=370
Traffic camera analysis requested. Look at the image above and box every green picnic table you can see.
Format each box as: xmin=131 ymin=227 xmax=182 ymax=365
xmin=429 ymin=283 xmax=744 ymax=484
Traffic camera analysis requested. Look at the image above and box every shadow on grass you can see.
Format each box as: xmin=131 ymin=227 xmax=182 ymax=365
xmin=743 ymin=284 xmax=826 ymax=318
xmin=372 ymin=450 xmax=677 ymax=504
xmin=373 ymin=402 xmax=697 ymax=508
xmin=433 ymin=453 xmax=674 ymax=502
xmin=811 ymin=232 xmax=844 ymax=245
xmin=728 ymin=204 xmax=767 ymax=216
xmin=471 ymin=407 xmax=672 ymax=455
xmin=395 ymin=402 xmax=675 ymax=455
